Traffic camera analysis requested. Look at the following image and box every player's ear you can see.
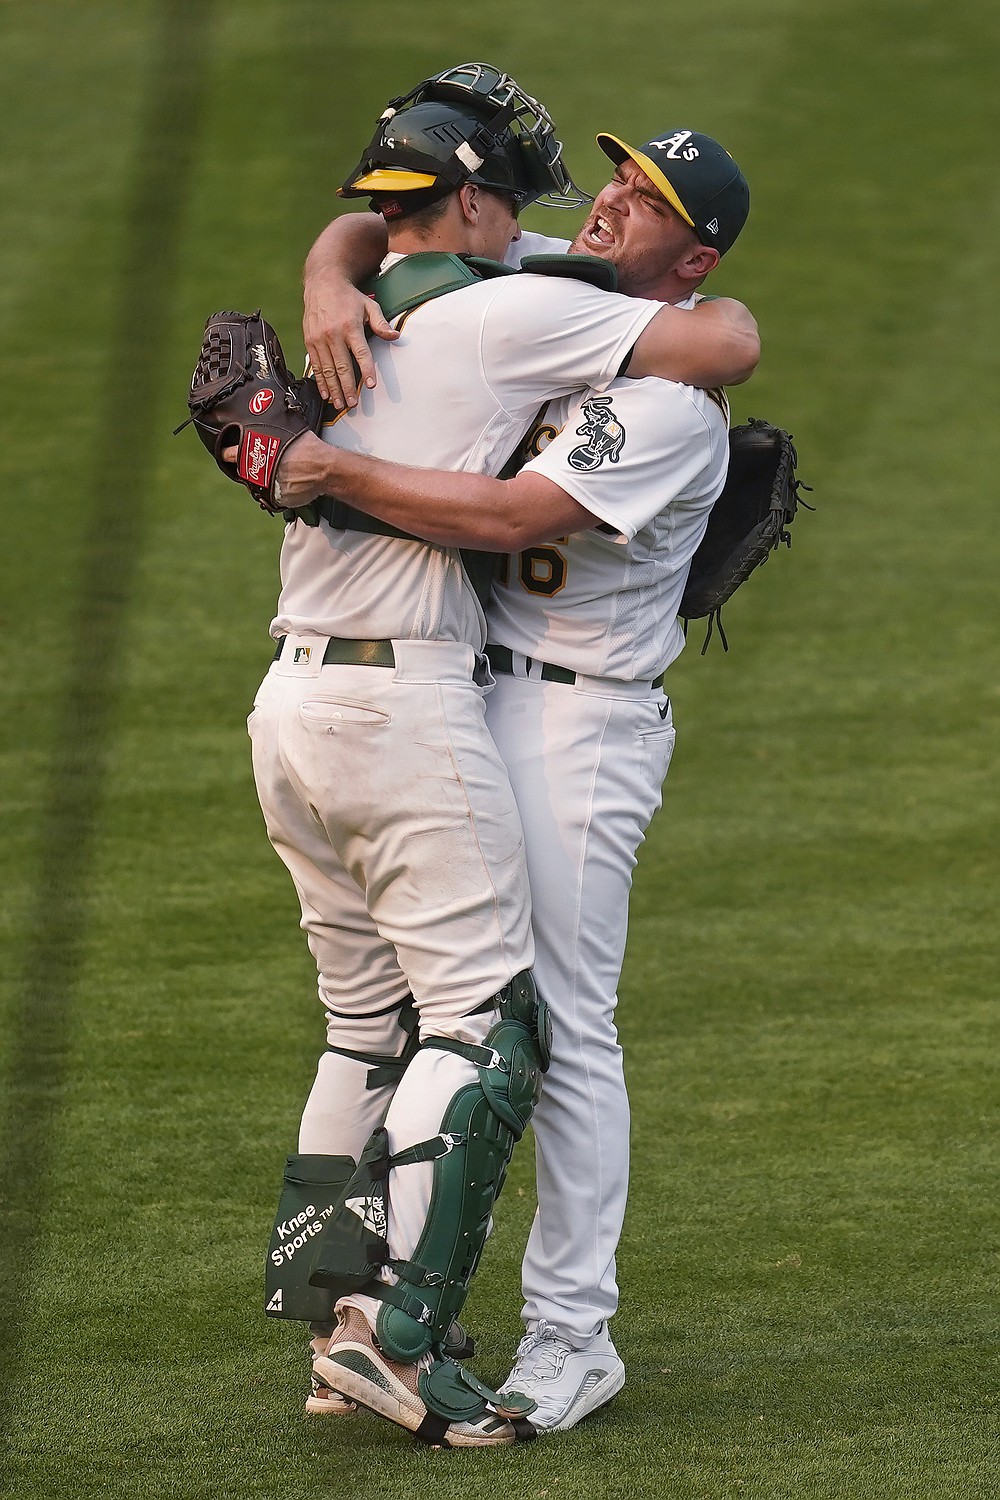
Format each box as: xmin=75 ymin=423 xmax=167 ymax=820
xmin=677 ymin=244 xmax=721 ymax=282
xmin=458 ymin=183 xmax=481 ymax=225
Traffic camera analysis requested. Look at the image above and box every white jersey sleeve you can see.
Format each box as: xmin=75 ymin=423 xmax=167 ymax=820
xmin=524 ymin=376 xmax=729 ymax=538
xmin=481 ymin=275 xmax=661 ymax=412
xmin=486 ymin=378 xmax=731 ymax=682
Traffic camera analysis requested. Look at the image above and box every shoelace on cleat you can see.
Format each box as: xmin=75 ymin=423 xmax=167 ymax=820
xmin=509 ymin=1320 xmax=573 ymax=1382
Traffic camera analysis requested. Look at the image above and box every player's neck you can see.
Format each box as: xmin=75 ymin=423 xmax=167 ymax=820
xmin=635 ymin=271 xmax=707 ymax=306
xmin=387 ymin=227 xmax=474 ymax=256
xmin=387 ymin=198 xmax=479 ymax=258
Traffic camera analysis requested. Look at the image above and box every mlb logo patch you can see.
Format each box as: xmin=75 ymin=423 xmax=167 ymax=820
xmin=293 ymin=646 xmax=312 ymax=664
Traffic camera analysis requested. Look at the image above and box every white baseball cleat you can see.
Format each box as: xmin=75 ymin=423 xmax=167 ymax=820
xmin=304 ymin=1316 xmax=475 ymax=1415
xmin=305 ymin=1368 xmax=358 ymax=1415
xmin=499 ymin=1319 xmax=625 ymax=1432
xmin=305 ymin=1332 xmax=357 ymax=1415
xmin=313 ymin=1306 xmax=521 ymax=1447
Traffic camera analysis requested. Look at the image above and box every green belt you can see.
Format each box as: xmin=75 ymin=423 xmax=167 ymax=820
xmin=486 ymin=644 xmax=664 ymax=692
xmin=273 ymin=636 xmax=396 ymax=668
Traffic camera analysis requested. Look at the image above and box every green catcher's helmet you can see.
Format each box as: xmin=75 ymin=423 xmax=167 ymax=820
xmin=340 ymin=62 xmax=590 ymax=217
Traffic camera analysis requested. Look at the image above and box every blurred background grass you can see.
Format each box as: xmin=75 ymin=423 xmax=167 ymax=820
xmin=1 ymin=1 xmax=997 ymax=1496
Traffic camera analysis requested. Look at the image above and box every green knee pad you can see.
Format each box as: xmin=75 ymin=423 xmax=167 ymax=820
xmin=265 ymin=1153 xmax=356 ymax=1321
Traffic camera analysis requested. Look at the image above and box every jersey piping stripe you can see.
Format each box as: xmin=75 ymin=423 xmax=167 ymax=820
xmin=705 ymin=385 xmax=730 ymax=424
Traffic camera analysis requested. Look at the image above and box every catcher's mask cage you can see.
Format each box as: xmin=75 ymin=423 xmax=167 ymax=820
xmin=339 ymin=61 xmax=591 ymax=216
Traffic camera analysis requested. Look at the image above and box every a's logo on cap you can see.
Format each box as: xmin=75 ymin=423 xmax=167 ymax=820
xmin=649 ymin=130 xmax=700 ymax=161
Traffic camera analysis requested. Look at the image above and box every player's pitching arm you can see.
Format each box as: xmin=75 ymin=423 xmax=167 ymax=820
xmin=300 ymin=211 xmax=759 ymax=399
xmin=622 ymin=295 xmax=758 ymax=387
xmin=303 ymin=211 xmax=395 ymax=409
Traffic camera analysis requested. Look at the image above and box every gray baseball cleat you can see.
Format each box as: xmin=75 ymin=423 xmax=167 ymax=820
xmin=499 ymin=1319 xmax=625 ymax=1432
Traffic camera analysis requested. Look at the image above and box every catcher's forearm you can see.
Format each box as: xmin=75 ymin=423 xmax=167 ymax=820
xmin=281 ymin=435 xmax=591 ymax=548
xmin=627 ymin=297 xmax=759 ymax=387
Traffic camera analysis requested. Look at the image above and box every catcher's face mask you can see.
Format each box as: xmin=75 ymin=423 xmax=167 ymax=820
xmin=340 ymin=61 xmax=591 ymax=214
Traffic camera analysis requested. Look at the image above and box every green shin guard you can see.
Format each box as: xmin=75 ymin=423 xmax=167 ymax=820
xmin=376 ymin=971 xmax=550 ymax=1364
xmin=308 ymin=971 xmax=548 ymax=1384
xmin=305 ymin=1134 xmax=476 ymax=1356
xmin=265 ymin=1153 xmax=356 ymax=1320
xmin=417 ymin=1359 xmax=536 ymax=1427
xmin=374 ymin=1088 xmax=516 ymax=1360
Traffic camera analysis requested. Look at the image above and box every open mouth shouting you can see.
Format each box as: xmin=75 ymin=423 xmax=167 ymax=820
xmin=579 ymin=211 xmax=617 ymax=253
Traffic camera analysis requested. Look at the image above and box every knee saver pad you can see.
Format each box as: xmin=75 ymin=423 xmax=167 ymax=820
xmin=308 ymin=1128 xmax=392 ymax=1300
xmin=265 ymin=1153 xmax=356 ymax=1321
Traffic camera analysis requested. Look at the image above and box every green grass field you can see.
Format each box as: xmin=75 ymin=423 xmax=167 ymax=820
xmin=2 ymin=2 xmax=998 ymax=1496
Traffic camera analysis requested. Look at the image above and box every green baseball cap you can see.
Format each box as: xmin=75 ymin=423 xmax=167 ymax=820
xmin=597 ymin=129 xmax=749 ymax=256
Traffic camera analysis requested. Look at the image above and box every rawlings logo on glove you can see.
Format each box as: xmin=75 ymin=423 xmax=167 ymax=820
xmin=241 ymin=430 xmax=281 ymax=488
xmin=177 ymin=309 xmax=325 ymax=514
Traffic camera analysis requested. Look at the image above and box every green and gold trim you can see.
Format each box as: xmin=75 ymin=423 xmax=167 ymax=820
xmin=350 ymin=167 xmax=439 ymax=191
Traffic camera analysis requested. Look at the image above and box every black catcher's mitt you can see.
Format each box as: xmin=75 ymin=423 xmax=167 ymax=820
xmin=180 ymin=310 xmax=324 ymax=514
xmin=680 ymin=417 xmax=812 ymax=651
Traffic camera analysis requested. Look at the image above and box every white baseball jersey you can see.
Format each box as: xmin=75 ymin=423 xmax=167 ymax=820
xmin=488 ymin=324 xmax=730 ymax=682
xmin=500 ymin=229 xmax=569 ymax=262
xmin=271 ymin=256 xmax=660 ymax=649
xmin=504 ymin=230 xmax=571 ymax=262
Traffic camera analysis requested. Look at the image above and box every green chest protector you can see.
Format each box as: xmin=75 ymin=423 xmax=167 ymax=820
xmin=288 ymin=252 xmax=618 ymax=608
xmin=365 ymin=248 xmax=617 ymax=319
